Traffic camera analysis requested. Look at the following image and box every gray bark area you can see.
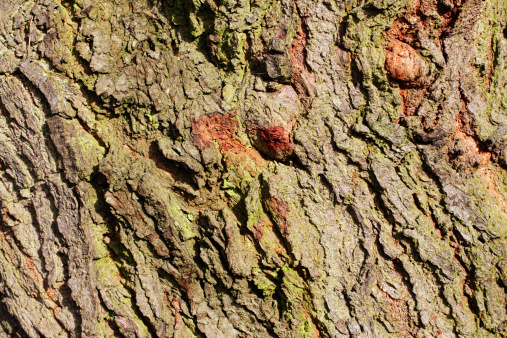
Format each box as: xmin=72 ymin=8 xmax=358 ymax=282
xmin=0 ymin=0 xmax=507 ymax=336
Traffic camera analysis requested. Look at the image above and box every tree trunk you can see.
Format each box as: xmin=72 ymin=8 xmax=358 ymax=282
xmin=0 ymin=0 xmax=506 ymax=336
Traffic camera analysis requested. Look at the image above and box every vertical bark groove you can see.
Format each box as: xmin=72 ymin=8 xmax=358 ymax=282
xmin=1 ymin=0 xmax=507 ymax=336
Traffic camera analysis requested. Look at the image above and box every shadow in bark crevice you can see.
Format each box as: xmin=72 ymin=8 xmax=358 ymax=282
xmin=0 ymin=293 xmax=30 ymax=337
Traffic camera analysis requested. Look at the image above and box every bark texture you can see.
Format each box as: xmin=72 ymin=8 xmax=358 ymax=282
xmin=0 ymin=0 xmax=507 ymax=336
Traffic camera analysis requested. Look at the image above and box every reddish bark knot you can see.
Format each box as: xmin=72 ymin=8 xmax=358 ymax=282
xmin=245 ymin=85 xmax=301 ymax=160
xmin=257 ymin=124 xmax=295 ymax=160
xmin=385 ymin=40 xmax=425 ymax=83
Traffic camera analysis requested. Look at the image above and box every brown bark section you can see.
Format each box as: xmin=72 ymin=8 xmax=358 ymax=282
xmin=0 ymin=0 xmax=507 ymax=337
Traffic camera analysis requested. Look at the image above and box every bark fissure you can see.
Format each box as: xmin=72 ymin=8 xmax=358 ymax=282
xmin=1 ymin=0 xmax=507 ymax=336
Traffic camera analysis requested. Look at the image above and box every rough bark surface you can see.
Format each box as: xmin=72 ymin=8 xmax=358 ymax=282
xmin=0 ymin=0 xmax=507 ymax=336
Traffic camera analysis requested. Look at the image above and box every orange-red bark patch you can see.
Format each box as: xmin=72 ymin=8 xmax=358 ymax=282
xmin=192 ymin=112 xmax=266 ymax=167
xmin=192 ymin=112 xmax=237 ymax=151
xmin=449 ymin=103 xmax=490 ymax=168
xmin=289 ymin=13 xmax=316 ymax=97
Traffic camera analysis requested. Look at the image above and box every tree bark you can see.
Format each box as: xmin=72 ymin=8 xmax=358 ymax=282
xmin=0 ymin=0 xmax=506 ymax=336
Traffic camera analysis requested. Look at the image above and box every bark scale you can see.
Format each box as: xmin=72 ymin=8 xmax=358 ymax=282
xmin=0 ymin=0 xmax=506 ymax=336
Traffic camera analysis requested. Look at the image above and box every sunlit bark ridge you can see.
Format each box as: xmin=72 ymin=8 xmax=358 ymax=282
xmin=0 ymin=0 xmax=507 ymax=336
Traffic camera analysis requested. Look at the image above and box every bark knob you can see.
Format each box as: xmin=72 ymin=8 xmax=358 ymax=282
xmin=385 ymin=40 xmax=425 ymax=83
